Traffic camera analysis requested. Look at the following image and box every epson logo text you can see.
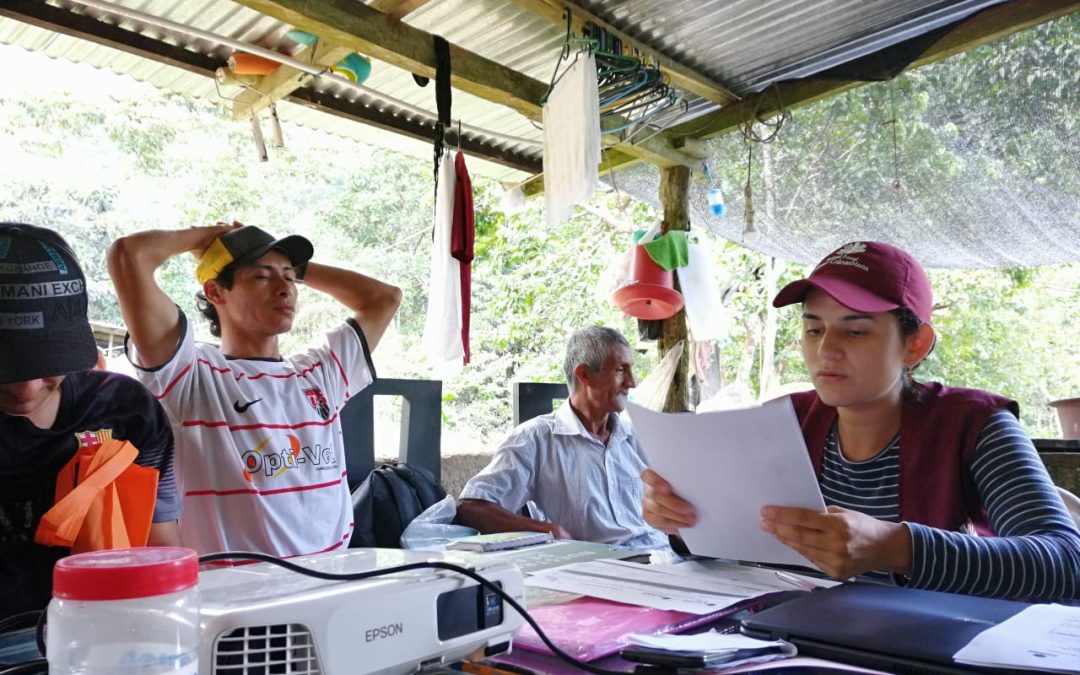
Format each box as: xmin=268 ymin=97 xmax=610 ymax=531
xmin=365 ymin=622 xmax=404 ymax=642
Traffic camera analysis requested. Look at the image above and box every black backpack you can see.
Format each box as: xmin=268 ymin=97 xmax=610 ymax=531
xmin=349 ymin=462 xmax=447 ymax=548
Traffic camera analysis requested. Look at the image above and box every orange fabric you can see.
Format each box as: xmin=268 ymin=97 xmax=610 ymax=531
xmin=35 ymin=439 xmax=159 ymax=553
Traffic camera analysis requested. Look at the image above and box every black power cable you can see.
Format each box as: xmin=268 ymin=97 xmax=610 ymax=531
xmin=0 ymin=609 xmax=48 ymax=673
xmin=199 ymin=551 xmax=625 ymax=675
xmin=0 ymin=659 xmax=47 ymax=675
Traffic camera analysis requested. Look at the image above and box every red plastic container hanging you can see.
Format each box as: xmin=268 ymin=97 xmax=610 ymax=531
xmin=612 ymin=244 xmax=684 ymax=320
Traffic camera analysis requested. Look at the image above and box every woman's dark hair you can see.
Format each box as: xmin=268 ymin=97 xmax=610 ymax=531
xmin=194 ymin=265 xmax=236 ymax=338
xmin=891 ymin=306 xmax=934 ymax=399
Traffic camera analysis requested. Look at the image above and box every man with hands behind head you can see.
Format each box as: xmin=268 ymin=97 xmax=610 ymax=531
xmin=108 ymin=223 xmax=401 ymax=557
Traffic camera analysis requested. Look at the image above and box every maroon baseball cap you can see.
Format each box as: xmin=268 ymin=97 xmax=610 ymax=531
xmin=772 ymin=241 xmax=933 ymax=323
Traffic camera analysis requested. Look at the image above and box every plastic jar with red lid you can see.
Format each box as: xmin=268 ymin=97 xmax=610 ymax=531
xmin=47 ymin=547 xmax=200 ymax=674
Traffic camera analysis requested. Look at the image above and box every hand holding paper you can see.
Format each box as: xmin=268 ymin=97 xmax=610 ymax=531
xmin=628 ymin=399 xmax=825 ymax=567
xmin=760 ymin=504 xmax=914 ymax=579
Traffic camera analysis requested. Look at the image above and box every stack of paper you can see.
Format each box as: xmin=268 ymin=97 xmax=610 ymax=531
xmin=525 ymin=558 xmax=835 ymax=614
xmin=624 ymin=630 xmax=795 ymax=669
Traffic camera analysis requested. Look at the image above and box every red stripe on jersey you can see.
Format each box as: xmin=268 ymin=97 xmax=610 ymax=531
xmin=185 ymin=471 xmax=346 ymax=497
xmin=330 ymin=348 xmax=349 ymax=389
xmin=201 ymin=528 xmax=354 ymax=566
xmin=181 ymin=409 xmax=341 ymax=431
xmin=198 ymin=358 xmax=323 ymax=381
xmin=296 ymin=536 xmax=350 ymax=556
xmin=155 ymin=362 xmax=193 ymax=400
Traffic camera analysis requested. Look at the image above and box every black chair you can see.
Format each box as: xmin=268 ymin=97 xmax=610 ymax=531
xmin=339 ymin=378 xmax=443 ymax=489
xmin=512 ymin=381 xmax=568 ymax=426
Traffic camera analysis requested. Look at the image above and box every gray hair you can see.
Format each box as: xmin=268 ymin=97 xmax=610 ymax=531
xmin=563 ymin=326 xmax=630 ymax=393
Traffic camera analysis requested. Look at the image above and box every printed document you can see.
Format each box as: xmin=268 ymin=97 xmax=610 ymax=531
xmin=525 ymin=558 xmax=830 ymax=614
xmin=953 ymin=603 xmax=1080 ymax=673
xmin=626 ymin=399 xmax=825 ymax=567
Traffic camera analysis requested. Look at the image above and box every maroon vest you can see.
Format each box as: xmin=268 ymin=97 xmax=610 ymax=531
xmin=789 ymin=382 xmax=1017 ymax=533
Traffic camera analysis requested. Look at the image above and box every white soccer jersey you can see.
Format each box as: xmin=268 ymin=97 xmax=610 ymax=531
xmin=128 ymin=313 xmax=374 ymax=556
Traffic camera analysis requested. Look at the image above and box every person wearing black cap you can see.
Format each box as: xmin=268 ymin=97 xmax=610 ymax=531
xmin=108 ymin=223 xmax=401 ymax=557
xmin=642 ymin=241 xmax=1079 ymax=602
xmin=0 ymin=223 xmax=180 ymax=619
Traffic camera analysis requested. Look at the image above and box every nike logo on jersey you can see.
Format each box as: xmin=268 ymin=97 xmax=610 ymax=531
xmin=233 ymin=398 xmax=263 ymax=413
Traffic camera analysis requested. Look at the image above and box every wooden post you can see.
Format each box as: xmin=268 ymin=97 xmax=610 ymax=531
xmin=659 ymin=165 xmax=691 ymax=413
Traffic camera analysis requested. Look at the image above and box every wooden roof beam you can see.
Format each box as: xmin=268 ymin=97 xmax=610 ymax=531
xmin=233 ymin=1 xmax=438 ymax=119
xmin=232 ymin=40 xmax=354 ymax=120
xmin=368 ymin=0 xmax=438 ymax=22
xmin=600 ymin=118 xmax=702 ymax=169
xmin=508 ymin=0 xmax=739 ymax=106
xmin=520 ymin=148 xmax=639 ymax=198
xmin=234 ymin=0 xmax=548 ymax=120
xmin=234 ymin=1 xmax=702 ymax=177
xmin=0 ymin=0 xmax=542 ymax=174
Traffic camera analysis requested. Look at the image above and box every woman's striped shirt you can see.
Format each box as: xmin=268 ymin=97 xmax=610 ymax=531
xmin=819 ymin=408 xmax=1080 ymax=600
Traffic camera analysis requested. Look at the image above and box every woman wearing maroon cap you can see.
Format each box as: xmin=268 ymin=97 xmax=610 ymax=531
xmin=643 ymin=241 xmax=1080 ymax=601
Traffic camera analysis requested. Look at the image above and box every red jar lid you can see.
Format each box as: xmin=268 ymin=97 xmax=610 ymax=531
xmin=53 ymin=547 xmax=199 ymax=601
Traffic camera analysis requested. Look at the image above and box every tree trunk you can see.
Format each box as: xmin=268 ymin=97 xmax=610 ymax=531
xmin=659 ymin=165 xmax=691 ymax=413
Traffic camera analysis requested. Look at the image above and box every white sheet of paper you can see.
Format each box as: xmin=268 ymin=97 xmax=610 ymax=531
xmin=626 ymin=399 xmax=826 ymax=567
xmin=525 ymin=558 xmax=794 ymax=614
xmin=953 ymin=603 xmax=1080 ymax=673
xmin=628 ymin=629 xmax=788 ymax=652
xmin=525 ymin=566 xmax=740 ymax=614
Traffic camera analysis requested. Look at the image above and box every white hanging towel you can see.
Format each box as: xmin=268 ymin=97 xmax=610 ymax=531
xmin=543 ymin=52 xmax=600 ymax=227
xmin=422 ymin=151 xmax=465 ymax=373
xmin=677 ymin=239 xmax=728 ymax=341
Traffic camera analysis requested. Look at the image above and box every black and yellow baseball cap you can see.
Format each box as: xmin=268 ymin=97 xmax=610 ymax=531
xmin=196 ymin=226 xmax=313 ymax=285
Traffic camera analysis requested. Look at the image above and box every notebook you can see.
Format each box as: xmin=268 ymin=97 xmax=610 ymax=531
xmin=740 ymin=583 xmax=1029 ymax=674
xmin=445 ymin=531 xmax=553 ymax=552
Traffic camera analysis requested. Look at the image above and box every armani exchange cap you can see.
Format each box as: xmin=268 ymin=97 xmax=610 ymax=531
xmin=0 ymin=223 xmax=98 ymax=383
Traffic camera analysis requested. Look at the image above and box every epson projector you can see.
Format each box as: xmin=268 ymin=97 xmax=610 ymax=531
xmin=197 ymin=549 xmax=525 ymax=674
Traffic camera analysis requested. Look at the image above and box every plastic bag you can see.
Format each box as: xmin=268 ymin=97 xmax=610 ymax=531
xmin=400 ymin=495 xmax=478 ymax=550
xmin=696 ymin=382 xmax=757 ymax=412
xmin=629 ymin=341 xmax=684 ymax=412
xmin=676 ymin=238 xmax=728 ymax=341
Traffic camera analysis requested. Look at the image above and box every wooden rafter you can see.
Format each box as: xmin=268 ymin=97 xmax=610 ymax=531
xmin=234 ymin=0 xmax=704 ymax=171
xmin=0 ymin=0 xmax=542 ymax=174
xmin=234 ymin=0 xmax=548 ymax=120
xmin=233 ymin=2 xmax=438 ymax=119
xmin=600 ymin=117 xmax=703 ymax=169
xmin=232 ymin=41 xmax=353 ymax=120
xmin=368 ymin=0 xmax=438 ymax=22
xmin=508 ymin=0 xmax=738 ymax=106
xmin=525 ymin=0 xmax=1080 ymax=194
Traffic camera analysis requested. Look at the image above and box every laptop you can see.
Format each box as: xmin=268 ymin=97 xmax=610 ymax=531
xmin=740 ymin=583 xmax=1028 ymax=674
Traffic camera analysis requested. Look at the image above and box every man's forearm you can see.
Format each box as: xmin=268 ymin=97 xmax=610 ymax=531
xmin=456 ymin=499 xmax=562 ymax=537
xmin=109 ymin=226 xmax=232 ymax=368
xmin=303 ymin=262 xmax=401 ymax=349
xmin=110 ymin=226 xmax=227 ymax=272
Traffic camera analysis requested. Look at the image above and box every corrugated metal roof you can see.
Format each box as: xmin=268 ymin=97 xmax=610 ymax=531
xmin=0 ymin=0 xmax=1022 ymax=183
xmin=576 ymin=0 xmax=1005 ymax=92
